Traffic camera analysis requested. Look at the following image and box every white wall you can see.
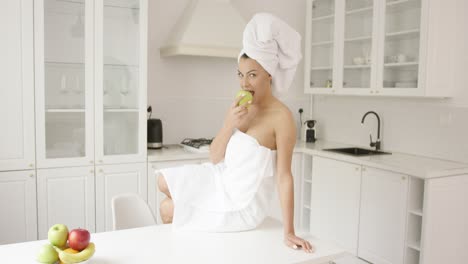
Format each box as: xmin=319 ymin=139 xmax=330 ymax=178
xmin=148 ymin=0 xmax=310 ymax=144
xmin=312 ymin=0 xmax=468 ymax=163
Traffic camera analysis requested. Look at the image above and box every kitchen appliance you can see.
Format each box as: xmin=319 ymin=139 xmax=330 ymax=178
xmin=147 ymin=118 xmax=163 ymax=149
xmin=180 ymin=138 xmax=213 ymax=153
xmin=302 ymin=120 xmax=317 ymax=143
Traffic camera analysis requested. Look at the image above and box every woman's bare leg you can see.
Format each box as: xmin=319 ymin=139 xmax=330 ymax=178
xmin=157 ymin=172 xmax=172 ymax=199
xmin=160 ymin=197 xmax=174 ymax=224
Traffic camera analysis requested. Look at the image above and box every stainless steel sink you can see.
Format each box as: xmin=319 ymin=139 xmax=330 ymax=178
xmin=323 ymin=147 xmax=391 ymax=156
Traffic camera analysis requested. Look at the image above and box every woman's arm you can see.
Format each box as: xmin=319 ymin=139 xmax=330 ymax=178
xmin=210 ymin=96 xmax=251 ymax=163
xmin=275 ymin=110 xmax=314 ymax=253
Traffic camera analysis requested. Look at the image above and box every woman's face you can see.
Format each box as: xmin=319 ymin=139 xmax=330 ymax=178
xmin=237 ymin=57 xmax=272 ymax=104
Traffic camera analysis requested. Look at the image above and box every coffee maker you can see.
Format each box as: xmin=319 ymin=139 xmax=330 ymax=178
xmin=147 ymin=118 xmax=163 ymax=149
xmin=302 ymin=120 xmax=317 ymax=143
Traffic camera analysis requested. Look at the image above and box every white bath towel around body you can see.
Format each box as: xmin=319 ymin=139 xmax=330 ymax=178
xmin=157 ymin=129 xmax=277 ymax=232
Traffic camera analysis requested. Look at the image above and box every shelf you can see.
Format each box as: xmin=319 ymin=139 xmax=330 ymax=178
xmin=104 ymin=63 xmax=139 ymax=68
xmin=312 ymin=14 xmax=334 ymax=22
xmin=385 ymin=29 xmax=420 ymax=40
xmin=409 ymin=209 xmax=423 ymax=217
xmin=303 ymin=204 xmax=311 ymax=210
xmin=46 ymin=109 xmax=85 ymax=113
xmin=344 ymin=36 xmax=372 ymax=43
xmin=407 ymin=240 xmax=421 ymax=251
xmin=55 ymin=0 xmax=140 ymax=9
xmin=304 ymin=179 xmax=312 ymax=184
xmin=104 ymin=108 xmax=139 ymax=113
xmin=45 ymin=61 xmax=84 ymax=66
xmin=344 ymin=64 xmax=371 ymax=69
xmin=311 ymin=66 xmax=333 ymax=71
xmin=311 ymin=40 xmax=333 ymax=47
xmin=346 ymin=6 xmax=373 ymax=15
xmin=387 ymin=0 xmax=421 ymax=12
xmin=384 ymin=62 xmax=418 ymax=67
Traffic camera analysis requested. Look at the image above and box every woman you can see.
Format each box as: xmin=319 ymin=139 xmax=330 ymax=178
xmin=156 ymin=13 xmax=313 ymax=253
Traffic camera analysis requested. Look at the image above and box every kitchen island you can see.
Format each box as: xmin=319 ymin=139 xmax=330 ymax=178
xmin=0 ymin=218 xmax=352 ymax=264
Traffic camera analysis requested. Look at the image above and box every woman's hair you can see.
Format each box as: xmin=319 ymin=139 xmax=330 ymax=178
xmin=240 ymin=53 xmax=250 ymax=59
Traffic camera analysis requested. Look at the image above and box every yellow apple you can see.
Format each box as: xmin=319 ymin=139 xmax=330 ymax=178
xmin=236 ymin=90 xmax=253 ymax=108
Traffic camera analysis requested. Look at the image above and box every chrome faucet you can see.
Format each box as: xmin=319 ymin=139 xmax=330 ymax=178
xmin=361 ymin=111 xmax=381 ymax=151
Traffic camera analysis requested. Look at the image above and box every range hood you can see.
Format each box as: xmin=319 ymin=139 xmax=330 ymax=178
xmin=160 ymin=0 xmax=246 ymax=58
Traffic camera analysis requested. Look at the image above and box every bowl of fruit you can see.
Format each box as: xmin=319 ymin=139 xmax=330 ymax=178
xmin=36 ymin=224 xmax=95 ymax=264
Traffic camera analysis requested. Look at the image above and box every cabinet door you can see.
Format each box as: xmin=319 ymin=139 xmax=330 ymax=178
xmin=377 ymin=0 xmax=424 ymax=96
xmin=94 ymin=0 xmax=148 ymax=165
xmin=96 ymin=162 xmax=147 ymax=232
xmin=358 ymin=167 xmax=408 ymax=264
xmin=0 ymin=170 xmax=37 ymax=244
xmin=310 ymin=156 xmax=361 ymax=254
xmin=341 ymin=0 xmax=378 ymax=95
xmin=37 ymin=166 xmax=95 ymax=239
xmin=34 ymin=0 xmax=95 ymax=168
xmin=304 ymin=0 xmax=337 ymax=94
xmin=0 ymin=0 xmax=35 ymax=171
xmin=148 ymin=159 xmax=202 ymax=224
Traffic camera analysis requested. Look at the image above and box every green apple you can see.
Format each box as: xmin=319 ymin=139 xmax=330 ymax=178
xmin=48 ymin=224 xmax=69 ymax=248
xmin=236 ymin=90 xmax=253 ymax=108
xmin=36 ymin=243 xmax=59 ymax=264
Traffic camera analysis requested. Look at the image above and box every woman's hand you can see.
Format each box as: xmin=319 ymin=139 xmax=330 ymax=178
xmin=284 ymin=233 xmax=314 ymax=253
xmin=223 ymin=95 xmax=252 ymax=130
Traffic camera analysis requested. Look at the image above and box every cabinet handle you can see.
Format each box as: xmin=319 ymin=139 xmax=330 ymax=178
xmin=99 ymin=169 xmax=103 ymax=173
xmin=355 ymin=167 xmax=359 ymax=171
xmin=376 ymin=90 xmax=380 ymax=94
xmin=402 ymin=176 xmax=406 ymax=180
xmin=362 ymin=167 xmax=366 ymax=172
xmin=99 ymin=160 xmax=103 ymax=163
xmin=370 ymin=91 xmax=374 ymax=94
xmin=90 ymin=160 xmax=94 ymax=164
xmin=29 ymin=163 xmax=34 ymax=168
xmin=90 ymin=170 xmax=94 ymax=173
xmin=29 ymin=174 xmax=34 ymax=178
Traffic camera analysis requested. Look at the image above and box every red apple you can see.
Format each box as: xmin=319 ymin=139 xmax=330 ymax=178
xmin=68 ymin=228 xmax=90 ymax=251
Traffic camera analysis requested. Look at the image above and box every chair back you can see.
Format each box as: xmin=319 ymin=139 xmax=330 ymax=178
xmin=111 ymin=193 xmax=156 ymax=231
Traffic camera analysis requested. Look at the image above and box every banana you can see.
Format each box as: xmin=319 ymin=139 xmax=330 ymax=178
xmin=54 ymin=243 xmax=95 ymax=264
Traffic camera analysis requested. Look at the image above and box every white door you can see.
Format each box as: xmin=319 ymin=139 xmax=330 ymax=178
xmin=34 ymin=0 xmax=95 ymax=168
xmin=96 ymin=162 xmax=147 ymax=232
xmin=37 ymin=166 xmax=95 ymax=239
xmin=148 ymin=159 xmax=202 ymax=224
xmin=310 ymin=156 xmax=361 ymax=254
xmin=0 ymin=170 xmax=37 ymax=244
xmin=94 ymin=0 xmax=147 ymax=165
xmin=358 ymin=166 xmax=408 ymax=264
xmin=0 ymin=0 xmax=35 ymax=172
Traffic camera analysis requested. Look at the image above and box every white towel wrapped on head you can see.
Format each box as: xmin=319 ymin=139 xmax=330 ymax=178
xmin=239 ymin=13 xmax=302 ymax=93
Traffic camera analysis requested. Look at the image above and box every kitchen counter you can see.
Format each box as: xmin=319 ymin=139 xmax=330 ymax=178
xmin=148 ymin=140 xmax=468 ymax=179
xmin=0 ymin=218 xmax=351 ymax=264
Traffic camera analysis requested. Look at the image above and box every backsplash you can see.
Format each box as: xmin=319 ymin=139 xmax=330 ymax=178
xmin=313 ymin=96 xmax=468 ymax=163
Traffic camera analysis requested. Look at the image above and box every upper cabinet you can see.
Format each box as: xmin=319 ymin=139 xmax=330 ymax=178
xmin=0 ymin=0 xmax=35 ymax=172
xmin=304 ymin=0 xmax=459 ymax=97
xmin=34 ymin=0 xmax=147 ymax=169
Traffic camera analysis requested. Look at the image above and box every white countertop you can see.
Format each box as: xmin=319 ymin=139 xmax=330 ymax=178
xmin=148 ymin=140 xmax=468 ymax=179
xmin=0 ymin=218 xmax=350 ymax=264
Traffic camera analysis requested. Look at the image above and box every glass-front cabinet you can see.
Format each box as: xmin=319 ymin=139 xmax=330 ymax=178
xmin=378 ymin=0 xmax=422 ymax=95
xmin=34 ymin=0 xmax=147 ymax=168
xmin=305 ymin=0 xmax=454 ymax=97
xmin=35 ymin=0 xmax=94 ymax=168
xmin=95 ymin=0 xmax=147 ymax=165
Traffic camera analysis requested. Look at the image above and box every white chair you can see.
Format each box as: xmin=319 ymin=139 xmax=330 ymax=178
xmin=111 ymin=193 xmax=157 ymax=231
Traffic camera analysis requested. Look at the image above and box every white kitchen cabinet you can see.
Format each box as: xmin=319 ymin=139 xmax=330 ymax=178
xmin=304 ymin=0 xmax=458 ymax=97
xmin=299 ymin=154 xmax=313 ymax=232
xmin=34 ymin=0 xmax=148 ymax=168
xmin=358 ymin=166 xmax=408 ymax=264
xmin=0 ymin=0 xmax=35 ymax=172
xmin=37 ymin=166 xmax=95 ymax=239
xmin=0 ymin=170 xmax=37 ymax=245
xmin=309 ymin=156 xmax=361 ymax=254
xmin=95 ymin=162 xmax=147 ymax=232
xmin=148 ymin=159 xmax=206 ymax=224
